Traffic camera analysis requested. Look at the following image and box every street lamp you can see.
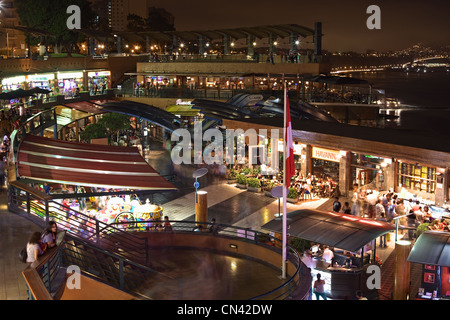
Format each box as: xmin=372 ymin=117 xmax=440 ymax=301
xmin=193 ymin=168 xmax=208 ymax=202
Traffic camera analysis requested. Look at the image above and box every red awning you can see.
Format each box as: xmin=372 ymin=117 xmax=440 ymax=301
xmin=16 ymin=135 xmax=177 ymax=191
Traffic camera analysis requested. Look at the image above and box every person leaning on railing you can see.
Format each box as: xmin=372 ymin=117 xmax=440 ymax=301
xmin=41 ymin=221 xmax=58 ymax=251
xmin=26 ymin=231 xmax=44 ymax=263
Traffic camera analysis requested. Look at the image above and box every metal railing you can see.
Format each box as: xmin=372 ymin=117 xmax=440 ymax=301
xmin=27 ymin=232 xmax=163 ymax=299
xmin=9 ymin=107 xmax=57 ymax=163
xmin=109 ymin=219 xmax=305 ymax=300
xmin=8 ymin=183 xmax=149 ymax=263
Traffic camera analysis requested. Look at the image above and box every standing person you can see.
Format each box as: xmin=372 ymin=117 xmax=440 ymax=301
xmin=208 ymin=218 xmax=219 ymax=234
xmin=163 ymin=216 xmax=172 ymax=232
xmin=342 ymin=202 xmax=351 ymax=214
xmin=406 ymin=210 xmax=417 ymax=240
xmin=41 ymin=221 xmax=58 ymax=251
xmin=351 ymin=186 xmax=361 ymax=216
xmin=313 ymin=273 xmax=327 ymax=300
xmin=26 ymin=232 xmax=43 ymax=263
xmin=377 ymin=210 xmax=388 ymax=248
xmin=0 ymin=156 xmax=5 ymax=191
xmin=333 ymin=197 xmax=342 ymax=213
xmin=375 ymin=199 xmax=385 ymax=220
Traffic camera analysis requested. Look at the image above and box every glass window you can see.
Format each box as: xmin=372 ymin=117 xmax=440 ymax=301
xmin=397 ymin=162 xmax=436 ymax=193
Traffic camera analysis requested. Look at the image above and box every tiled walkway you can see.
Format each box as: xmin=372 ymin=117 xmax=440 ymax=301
xmin=0 ymin=188 xmax=43 ymax=300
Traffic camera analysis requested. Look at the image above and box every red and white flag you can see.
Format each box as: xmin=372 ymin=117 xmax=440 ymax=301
xmin=284 ymin=89 xmax=295 ymax=186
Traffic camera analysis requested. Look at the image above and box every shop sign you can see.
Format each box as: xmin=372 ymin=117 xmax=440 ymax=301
xmin=2 ymin=76 xmax=26 ymax=85
xmin=176 ymin=99 xmax=193 ymax=105
xmin=88 ymin=71 xmax=111 ymax=77
xmin=312 ymin=147 xmax=341 ymax=163
xmin=57 ymin=72 xmax=83 ymax=79
xmin=28 ymin=74 xmax=55 ymax=81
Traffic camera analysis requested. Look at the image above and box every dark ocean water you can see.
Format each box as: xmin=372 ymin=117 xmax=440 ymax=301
xmin=349 ymin=70 xmax=450 ymax=132
xmin=352 ymin=70 xmax=450 ymax=108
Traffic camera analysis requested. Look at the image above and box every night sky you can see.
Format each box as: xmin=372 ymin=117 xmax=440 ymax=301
xmin=148 ymin=0 xmax=450 ymax=52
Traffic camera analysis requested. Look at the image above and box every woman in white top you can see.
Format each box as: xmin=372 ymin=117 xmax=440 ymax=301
xmin=26 ymin=232 xmax=43 ymax=263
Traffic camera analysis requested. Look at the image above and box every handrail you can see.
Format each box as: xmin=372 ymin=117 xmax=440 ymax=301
xmin=109 ymin=219 xmax=304 ymax=300
xmin=8 ymin=183 xmax=149 ymax=263
xmin=23 ymin=231 xmax=161 ymax=300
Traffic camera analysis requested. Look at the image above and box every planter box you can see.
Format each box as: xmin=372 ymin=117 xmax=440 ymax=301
xmin=247 ymin=187 xmax=262 ymax=193
xmin=236 ymin=184 xmax=247 ymax=189
xmin=287 ymin=197 xmax=299 ymax=204
xmin=227 ymin=179 xmax=237 ymax=184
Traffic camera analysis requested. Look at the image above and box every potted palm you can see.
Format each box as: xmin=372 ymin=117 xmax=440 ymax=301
xmin=236 ymin=174 xmax=247 ymax=189
xmin=287 ymin=188 xmax=299 ymax=204
xmin=247 ymin=178 xmax=262 ymax=193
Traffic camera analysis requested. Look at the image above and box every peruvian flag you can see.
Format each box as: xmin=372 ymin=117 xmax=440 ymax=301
xmin=284 ymin=89 xmax=295 ymax=186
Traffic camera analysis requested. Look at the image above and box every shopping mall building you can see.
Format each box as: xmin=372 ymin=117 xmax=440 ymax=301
xmin=221 ymin=117 xmax=450 ymax=207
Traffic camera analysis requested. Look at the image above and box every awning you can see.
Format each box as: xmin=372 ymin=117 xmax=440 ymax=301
xmin=261 ymin=209 xmax=395 ymax=252
xmin=16 ymin=135 xmax=177 ymax=191
xmin=408 ymin=231 xmax=450 ymax=267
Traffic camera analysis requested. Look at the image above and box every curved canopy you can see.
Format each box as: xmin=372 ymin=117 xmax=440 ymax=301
xmin=16 ymin=135 xmax=177 ymax=192
xmin=261 ymin=209 xmax=395 ymax=252
xmin=81 ymin=24 xmax=315 ymax=43
xmin=408 ymin=231 xmax=450 ymax=267
xmin=101 ymin=100 xmax=182 ymax=132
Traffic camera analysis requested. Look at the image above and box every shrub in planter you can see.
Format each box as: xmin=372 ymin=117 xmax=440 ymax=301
xmin=227 ymin=168 xmax=238 ymax=181
xmin=287 ymin=188 xmax=299 ymax=203
xmin=247 ymin=178 xmax=261 ymax=188
xmin=247 ymin=178 xmax=262 ymax=192
xmin=288 ymin=188 xmax=299 ymax=199
xmin=236 ymin=174 xmax=247 ymax=188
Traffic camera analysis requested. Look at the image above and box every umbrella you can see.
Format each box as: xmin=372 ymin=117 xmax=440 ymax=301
xmin=28 ymin=87 xmax=52 ymax=95
xmin=0 ymin=88 xmax=35 ymax=100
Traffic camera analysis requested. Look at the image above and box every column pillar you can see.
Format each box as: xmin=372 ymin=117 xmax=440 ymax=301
xmin=247 ymin=34 xmax=255 ymax=57
xmin=339 ymin=151 xmax=351 ymax=197
xmin=384 ymin=159 xmax=396 ymax=192
xmin=302 ymin=144 xmax=312 ymax=177
xmin=82 ymin=70 xmax=88 ymax=93
xmin=393 ymin=240 xmax=412 ymax=300
xmin=314 ymin=22 xmax=323 ymax=62
xmin=290 ymin=32 xmax=299 ymax=55
xmin=223 ymin=34 xmax=230 ymax=55
xmin=195 ymin=191 xmax=208 ymax=228
xmin=117 ymin=36 xmax=122 ymax=54
xmin=268 ymin=34 xmax=275 ymax=54
xmin=198 ymin=35 xmax=205 ymax=56
xmin=435 ymin=167 xmax=448 ymax=206
xmin=90 ymin=37 xmax=96 ymax=56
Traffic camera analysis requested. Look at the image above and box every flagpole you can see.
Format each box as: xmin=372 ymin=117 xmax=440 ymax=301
xmin=282 ymin=83 xmax=287 ymax=279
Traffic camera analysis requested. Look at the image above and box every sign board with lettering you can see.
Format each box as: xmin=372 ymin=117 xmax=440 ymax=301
xmin=312 ymin=147 xmax=341 ymax=163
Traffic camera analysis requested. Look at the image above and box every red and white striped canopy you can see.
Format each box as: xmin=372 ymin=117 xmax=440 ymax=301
xmin=16 ymin=135 xmax=177 ymax=191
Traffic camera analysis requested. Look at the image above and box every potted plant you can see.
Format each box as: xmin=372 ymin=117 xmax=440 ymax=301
xmin=236 ymin=174 xmax=247 ymax=189
xmin=247 ymin=178 xmax=262 ymax=193
xmin=226 ymin=168 xmax=238 ymax=184
xmin=287 ymin=188 xmax=299 ymax=204
xmin=263 ymin=181 xmax=276 ymax=197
